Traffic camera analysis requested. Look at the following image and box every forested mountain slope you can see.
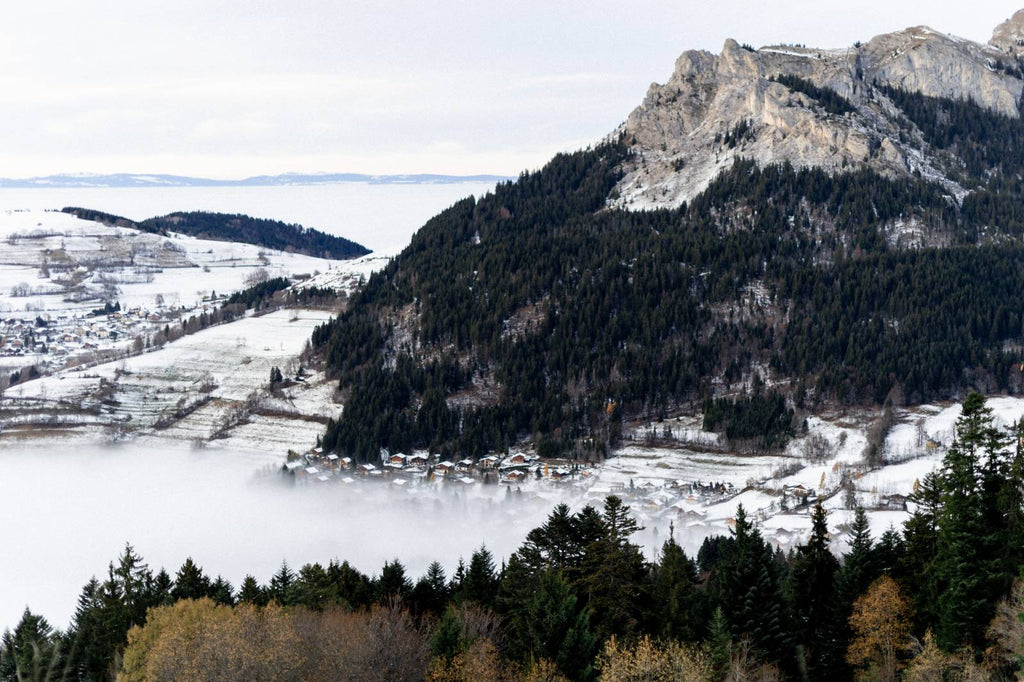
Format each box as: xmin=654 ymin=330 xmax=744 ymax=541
xmin=313 ymin=14 xmax=1024 ymax=462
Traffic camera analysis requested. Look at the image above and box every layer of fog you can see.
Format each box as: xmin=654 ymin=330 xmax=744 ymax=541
xmin=0 ymin=182 xmax=498 ymax=256
xmin=0 ymin=441 xmax=568 ymax=630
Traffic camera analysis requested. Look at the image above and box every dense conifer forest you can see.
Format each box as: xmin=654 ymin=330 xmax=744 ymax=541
xmin=61 ymin=207 xmax=371 ymax=260
xmin=5 ymin=395 xmax=1024 ymax=681
xmin=312 ymin=90 xmax=1024 ymax=461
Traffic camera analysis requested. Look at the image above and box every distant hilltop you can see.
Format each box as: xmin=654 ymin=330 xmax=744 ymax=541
xmin=0 ymin=172 xmax=513 ymax=189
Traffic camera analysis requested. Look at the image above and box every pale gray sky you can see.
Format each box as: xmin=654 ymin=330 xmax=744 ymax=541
xmin=1 ymin=1 xmax=1021 ymax=178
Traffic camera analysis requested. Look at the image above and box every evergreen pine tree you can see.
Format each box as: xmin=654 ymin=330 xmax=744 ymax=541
xmin=838 ymin=506 xmax=876 ymax=607
xmin=718 ymin=505 xmax=790 ymax=666
xmin=934 ymin=393 xmax=1003 ymax=650
xmin=269 ymin=560 xmax=296 ymax=606
xmin=170 ymin=557 xmax=212 ymax=601
xmin=516 ymin=570 xmax=597 ymax=682
xmin=377 ymin=559 xmax=412 ymax=603
xmin=650 ymin=530 xmax=703 ymax=641
xmin=460 ymin=545 xmax=500 ymax=607
xmin=430 ymin=605 xmax=464 ymax=663
xmin=789 ymin=503 xmax=843 ymax=679
xmin=152 ymin=569 xmax=174 ymax=607
xmin=0 ymin=609 xmax=61 ymax=682
xmin=707 ymin=606 xmax=732 ymax=678
xmin=237 ymin=575 xmax=268 ymax=606
xmin=210 ymin=576 xmax=235 ymax=606
xmin=411 ymin=560 xmax=449 ymax=616
xmin=582 ymin=496 xmax=649 ymax=640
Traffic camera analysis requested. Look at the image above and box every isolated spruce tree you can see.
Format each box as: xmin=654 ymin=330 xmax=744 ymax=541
xmin=582 ymin=496 xmax=649 ymax=640
xmin=707 ymin=606 xmax=732 ymax=678
xmin=933 ymin=393 xmax=1005 ymax=650
xmin=430 ymin=606 xmax=464 ymax=663
xmin=209 ymin=576 xmax=235 ymax=606
xmin=902 ymin=471 xmax=942 ymax=626
xmin=292 ymin=563 xmax=337 ymax=611
xmin=1000 ymin=419 xmax=1024 ymax=575
xmin=516 ymin=570 xmax=597 ymax=682
xmin=152 ymin=569 xmax=174 ymax=607
xmin=411 ymin=561 xmax=449 ymax=616
xmin=327 ymin=559 xmax=374 ymax=610
xmin=838 ymin=506 xmax=876 ymax=607
xmin=377 ymin=559 xmax=412 ymax=603
xmin=0 ymin=609 xmax=62 ymax=682
xmin=460 ymin=545 xmax=499 ymax=607
xmin=872 ymin=527 xmax=905 ymax=577
xmin=62 ymin=578 xmax=105 ymax=679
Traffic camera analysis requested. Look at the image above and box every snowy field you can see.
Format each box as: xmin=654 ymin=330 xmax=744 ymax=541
xmin=2 ymin=308 xmax=336 ymax=448
xmin=0 ymin=209 xmax=342 ymax=312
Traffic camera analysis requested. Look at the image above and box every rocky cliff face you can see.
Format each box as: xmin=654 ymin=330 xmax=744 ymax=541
xmin=614 ymin=14 xmax=1024 ymax=209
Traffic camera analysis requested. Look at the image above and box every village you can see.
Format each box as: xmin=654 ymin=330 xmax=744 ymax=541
xmin=275 ymin=404 xmax=935 ymax=556
xmin=278 ymin=444 xmax=786 ymax=548
xmin=0 ymin=296 xmax=227 ymax=379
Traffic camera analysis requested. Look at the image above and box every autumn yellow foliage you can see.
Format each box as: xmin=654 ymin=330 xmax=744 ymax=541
xmin=597 ymin=635 xmax=713 ymax=682
xmin=118 ymin=598 xmax=427 ymax=682
xmin=846 ymin=576 xmax=914 ymax=682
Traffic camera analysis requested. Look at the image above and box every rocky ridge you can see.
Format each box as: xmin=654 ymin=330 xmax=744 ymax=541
xmin=615 ymin=13 xmax=1024 ymax=209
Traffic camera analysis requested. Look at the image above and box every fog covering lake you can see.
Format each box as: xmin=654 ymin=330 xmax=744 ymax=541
xmin=0 ymin=442 xmax=563 ymax=629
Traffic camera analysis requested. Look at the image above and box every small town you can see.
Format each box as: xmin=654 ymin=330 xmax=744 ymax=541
xmin=0 ymin=297 xmax=226 ymax=377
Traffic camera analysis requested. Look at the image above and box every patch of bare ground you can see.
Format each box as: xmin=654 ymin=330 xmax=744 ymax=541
xmin=500 ymin=298 xmax=549 ymax=341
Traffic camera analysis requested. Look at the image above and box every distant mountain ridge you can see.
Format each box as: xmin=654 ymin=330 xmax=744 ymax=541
xmin=0 ymin=172 xmax=511 ymax=189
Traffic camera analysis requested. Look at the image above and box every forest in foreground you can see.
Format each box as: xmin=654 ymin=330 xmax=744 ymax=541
xmin=3 ymin=393 xmax=1024 ymax=681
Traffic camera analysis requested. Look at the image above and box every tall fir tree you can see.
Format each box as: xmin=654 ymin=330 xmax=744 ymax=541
xmin=789 ymin=503 xmax=844 ymax=680
xmin=717 ymin=505 xmax=791 ymax=666
xmin=649 ymin=530 xmax=703 ymax=642
xmin=170 ymin=557 xmax=212 ymax=601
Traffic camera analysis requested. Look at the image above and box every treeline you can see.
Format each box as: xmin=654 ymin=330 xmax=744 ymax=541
xmin=62 ymin=208 xmax=371 ymax=260
xmin=313 ymin=133 xmax=1024 ymax=461
xmin=224 ymin=276 xmax=291 ymax=308
xmin=5 ymin=395 xmax=1024 ymax=681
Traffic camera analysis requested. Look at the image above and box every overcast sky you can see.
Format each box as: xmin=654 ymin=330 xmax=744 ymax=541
xmin=2 ymin=1 xmax=1022 ymax=178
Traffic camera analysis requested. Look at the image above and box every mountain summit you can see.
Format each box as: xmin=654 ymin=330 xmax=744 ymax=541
xmin=616 ymin=16 xmax=1024 ymax=208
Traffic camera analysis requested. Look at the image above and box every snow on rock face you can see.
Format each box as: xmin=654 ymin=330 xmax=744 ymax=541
xmin=613 ymin=18 xmax=1023 ymax=209
xmin=863 ymin=27 xmax=1021 ymax=117
xmin=990 ymin=8 xmax=1024 ymax=56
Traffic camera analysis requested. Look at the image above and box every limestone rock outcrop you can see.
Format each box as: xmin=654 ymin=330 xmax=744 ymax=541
xmin=614 ymin=13 xmax=1024 ymax=209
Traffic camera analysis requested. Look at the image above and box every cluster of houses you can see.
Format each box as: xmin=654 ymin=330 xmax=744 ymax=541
xmin=2 ymin=309 xmax=147 ymax=362
xmin=282 ymin=447 xmax=588 ymax=488
xmin=0 ymin=297 xmax=226 ymax=370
